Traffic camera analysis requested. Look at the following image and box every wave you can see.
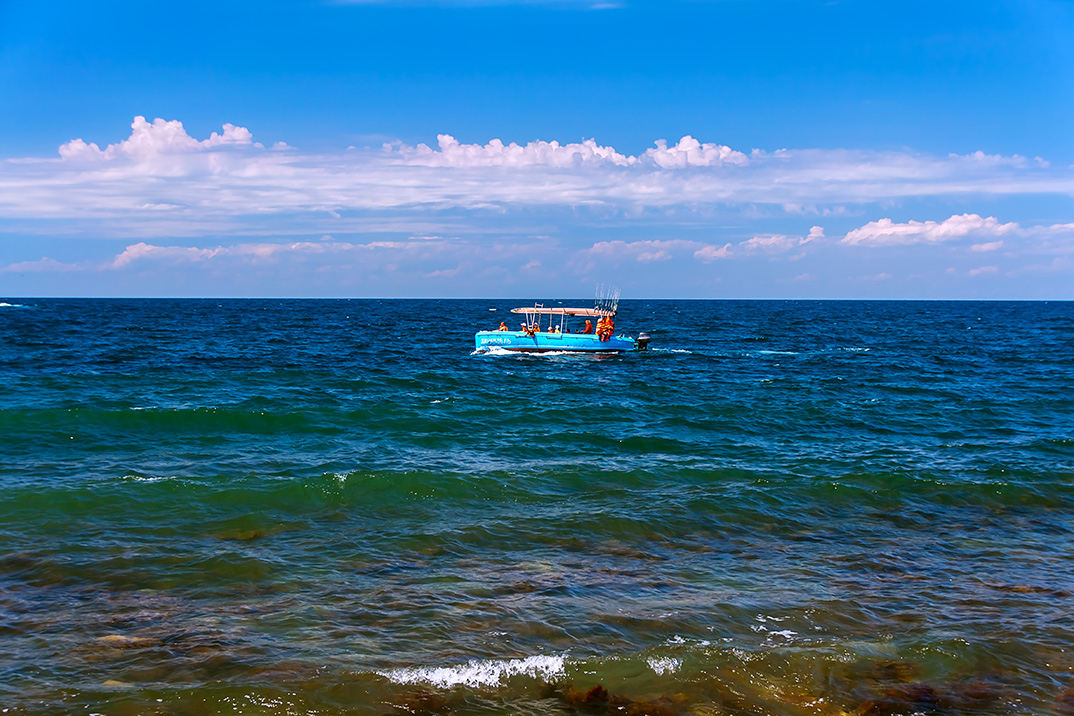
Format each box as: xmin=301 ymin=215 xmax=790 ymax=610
xmin=378 ymin=654 xmax=567 ymax=688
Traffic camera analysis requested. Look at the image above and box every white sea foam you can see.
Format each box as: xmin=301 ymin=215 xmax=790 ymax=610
xmin=377 ymin=654 xmax=567 ymax=688
xmin=119 ymin=473 xmax=181 ymax=483
xmin=646 ymin=656 xmax=681 ymax=675
xmin=0 ymin=302 xmax=29 ymax=308
xmin=472 ymin=347 xmax=602 ymax=358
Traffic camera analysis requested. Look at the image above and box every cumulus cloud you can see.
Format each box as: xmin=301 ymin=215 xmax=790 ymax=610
xmin=3 ymin=117 xmax=1074 ymax=250
xmin=59 ymin=117 xmax=255 ymax=162
xmin=642 ymin=136 xmax=749 ymax=168
xmin=382 ymin=134 xmax=746 ymax=168
xmin=840 ymin=214 xmax=1074 ymax=253
xmin=383 ymin=134 xmax=635 ymax=167
xmin=842 ymin=214 xmax=1019 ymax=246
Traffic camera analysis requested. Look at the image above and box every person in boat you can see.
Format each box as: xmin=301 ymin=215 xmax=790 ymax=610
xmin=581 ymin=319 xmax=594 ymax=334
xmin=597 ymin=316 xmax=615 ymax=342
xmin=497 ymin=321 xmax=509 ymax=331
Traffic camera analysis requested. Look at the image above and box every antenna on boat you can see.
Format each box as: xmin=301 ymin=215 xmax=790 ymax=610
xmin=594 ymin=284 xmax=621 ymax=315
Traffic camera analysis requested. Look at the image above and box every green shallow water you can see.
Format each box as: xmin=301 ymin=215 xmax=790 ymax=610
xmin=1 ymin=299 xmax=1073 ymax=715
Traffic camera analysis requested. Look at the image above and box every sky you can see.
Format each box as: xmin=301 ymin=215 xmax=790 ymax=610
xmin=1 ymin=0 xmax=1073 ymax=298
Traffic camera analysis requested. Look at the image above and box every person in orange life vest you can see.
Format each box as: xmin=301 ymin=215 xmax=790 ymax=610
xmin=581 ymin=319 xmax=594 ymax=334
xmin=497 ymin=321 xmax=509 ymax=331
xmin=597 ymin=316 xmax=614 ymax=342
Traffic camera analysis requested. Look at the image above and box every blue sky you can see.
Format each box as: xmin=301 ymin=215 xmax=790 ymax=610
xmin=2 ymin=0 xmax=1072 ymax=298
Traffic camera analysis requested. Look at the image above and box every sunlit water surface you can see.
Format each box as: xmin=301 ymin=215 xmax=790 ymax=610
xmin=1 ymin=299 xmax=1072 ymax=715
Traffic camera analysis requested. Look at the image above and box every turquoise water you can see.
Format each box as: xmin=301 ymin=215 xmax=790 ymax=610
xmin=1 ymin=299 xmax=1073 ymax=715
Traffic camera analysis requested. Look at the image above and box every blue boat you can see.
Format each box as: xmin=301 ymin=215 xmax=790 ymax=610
xmin=475 ymin=302 xmax=651 ymax=354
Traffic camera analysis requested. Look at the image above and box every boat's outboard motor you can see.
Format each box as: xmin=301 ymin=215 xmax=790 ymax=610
xmin=636 ymin=332 xmax=651 ymax=350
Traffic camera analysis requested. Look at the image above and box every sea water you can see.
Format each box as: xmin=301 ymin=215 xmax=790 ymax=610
xmin=1 ymin=299 xmax=1072 ymax=715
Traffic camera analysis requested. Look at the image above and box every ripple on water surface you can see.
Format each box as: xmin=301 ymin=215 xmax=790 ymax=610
xmin=1 ymin=299 xmax=1073 ymax=714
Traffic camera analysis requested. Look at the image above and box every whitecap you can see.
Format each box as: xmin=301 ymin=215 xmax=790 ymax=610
xmin=119 ymin=473 xmax=180 ymax=483
xmin=377 ymin=654 xmax=567 ymax=688
xmin=663 ymin=635 xmax=710 ymax=647
xmin=646 ymin=656 xmax=681 ymax=675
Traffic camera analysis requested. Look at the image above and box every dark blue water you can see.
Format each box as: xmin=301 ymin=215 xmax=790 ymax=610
xmin=1 ymin=299 xmax=1073 ymax=715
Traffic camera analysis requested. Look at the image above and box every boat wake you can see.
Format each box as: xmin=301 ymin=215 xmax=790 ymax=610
xmin=472 ymin=346 xmax=623 ymax=358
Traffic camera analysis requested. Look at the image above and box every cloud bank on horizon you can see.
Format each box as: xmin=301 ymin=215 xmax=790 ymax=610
xmin=2 ymin=117 xmax=1073 ymax=298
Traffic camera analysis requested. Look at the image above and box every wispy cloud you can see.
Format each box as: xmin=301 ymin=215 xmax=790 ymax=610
xmin=694 ymin=243 xmax=733 ymax=262
xmin=0 ymin=257 xmax=81 ymax=273
xmin=4 ymin=117 xmax=1074 ymax=241
xmin=4 ymin=119 xmax=1074 ymax=299
xmin=584 ymin=239 xmax=707 ymax=263
xmin=739 ymin=225 xmax=823 ymax=254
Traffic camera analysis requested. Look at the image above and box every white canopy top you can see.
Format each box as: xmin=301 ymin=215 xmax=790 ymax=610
xmin=510 ymin=306 xmax=615 ymax=317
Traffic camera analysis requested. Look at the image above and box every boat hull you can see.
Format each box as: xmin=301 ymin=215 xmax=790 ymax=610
xmin=475 ymin=331 xmax=637 ymax=353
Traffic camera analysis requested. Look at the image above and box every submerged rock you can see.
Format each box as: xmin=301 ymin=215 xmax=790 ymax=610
xmin=390 ymin=688 xmax=451 ymax=715
xmin=562 ymin=683 xmax=687 ymax=716
xmin=96 ymin=634 xmax=158 ymax=648
xmin=1056 ymin=686 xmax=1074 ymax=715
